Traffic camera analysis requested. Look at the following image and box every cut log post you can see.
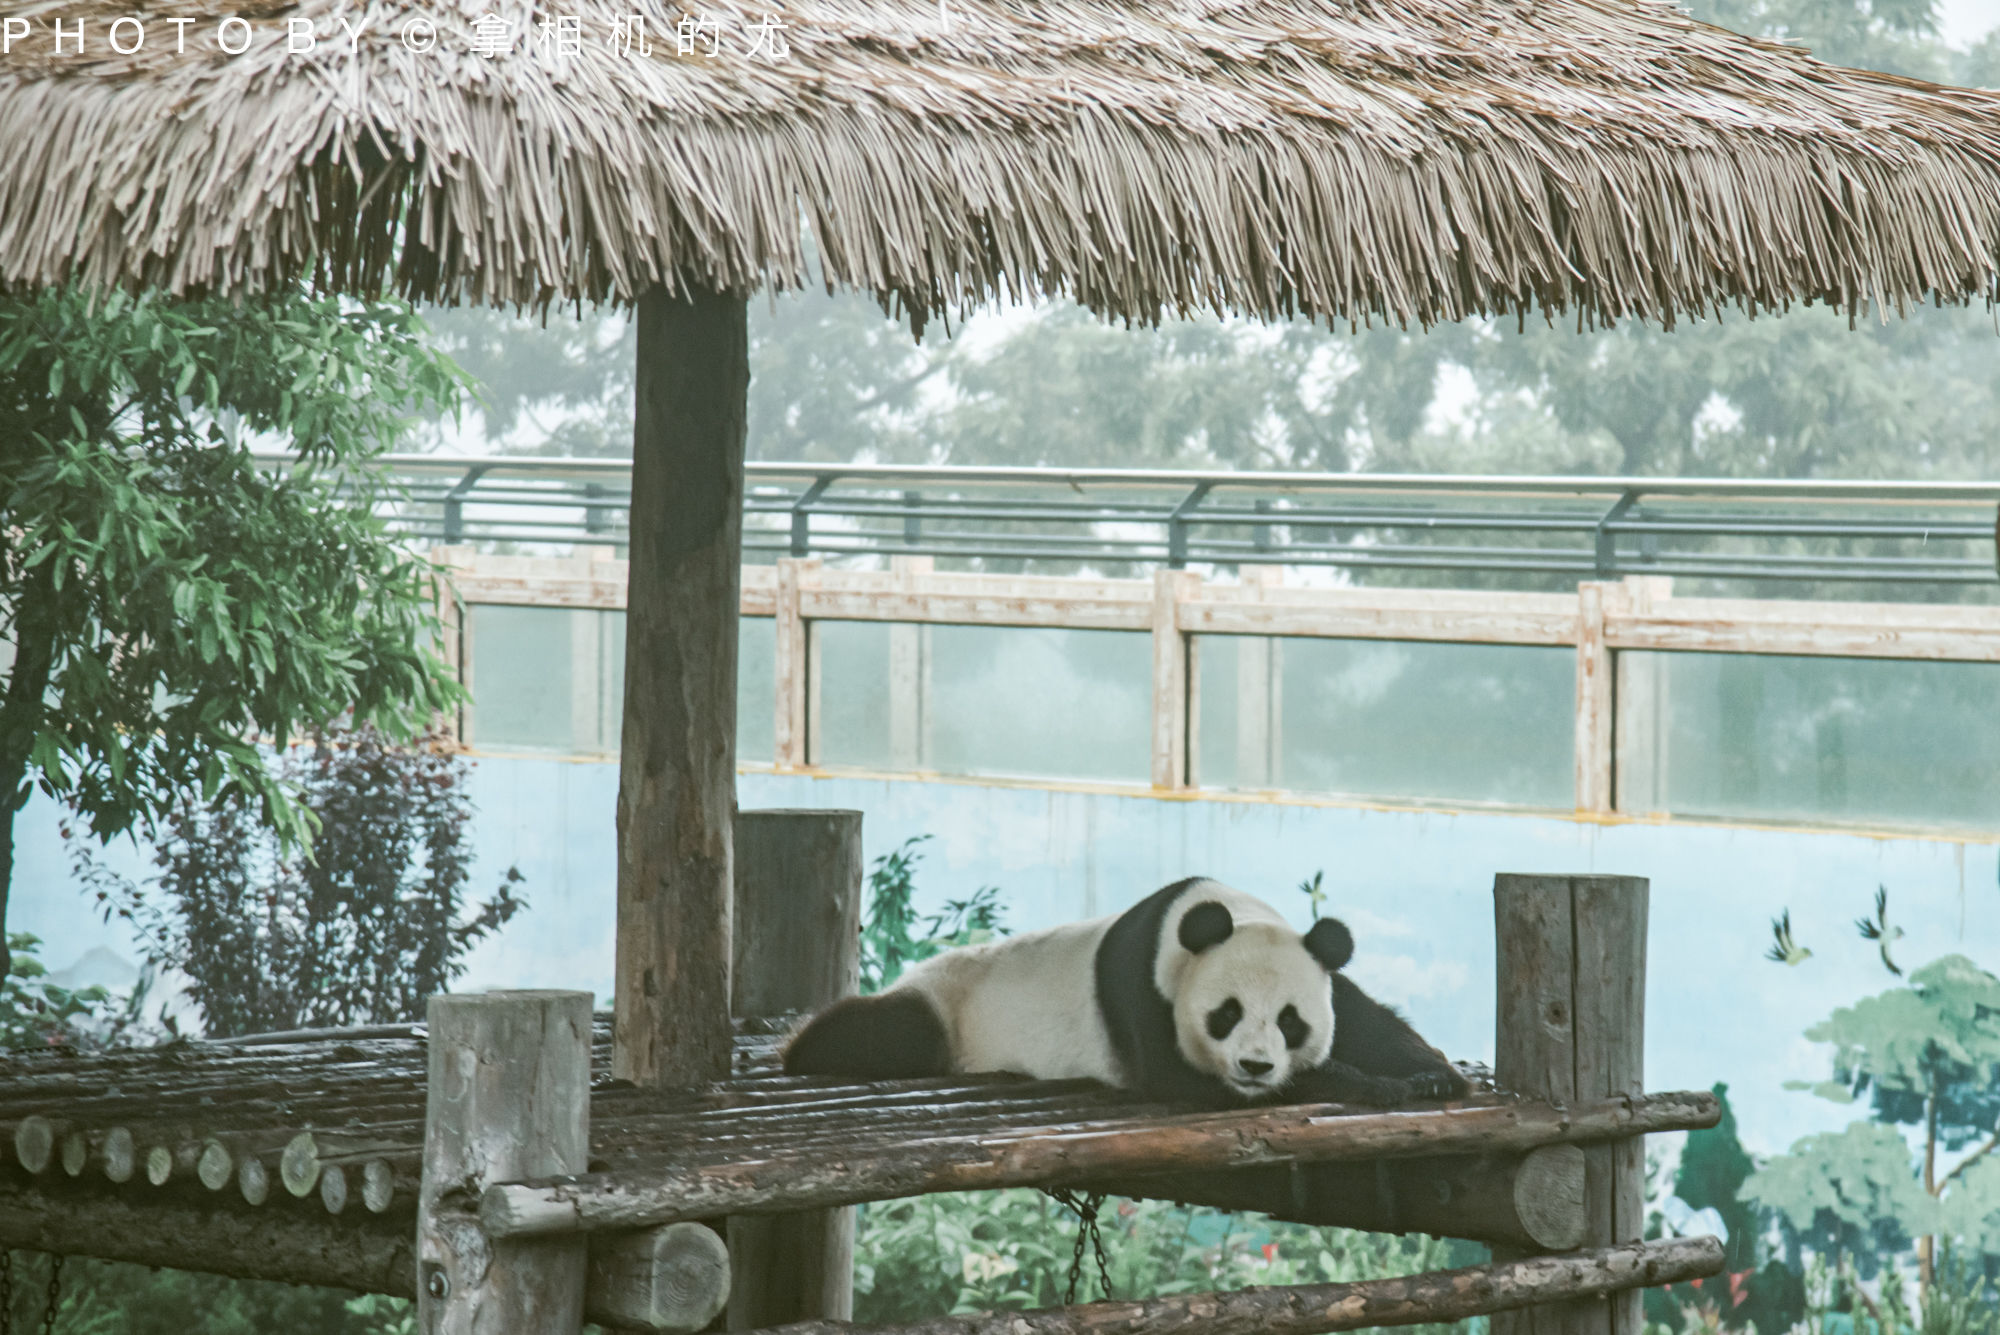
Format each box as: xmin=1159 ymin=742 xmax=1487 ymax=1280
xmin=418 ymin=990 xmax=592 ymax=1335
xmin=12 ymin=1115 xmax=55 ymax=1174
xmin=0 ymin=1183 xmax=728 ymax=1320
xmin=739 ymin=1236 xmax=1722 ymax=1335
xmin=1494 ymin=874 xmax=1649 ymax=1335
xmin=1086 ymin=1143 xmax=1586 ymax=1251
xmin=588 ymin=1222 xmax=733 ymax=1333
xmin=0 ymin=1177 xmax=419 ymax=1295
xmin=728 ymin=808 xmax=863 ymax=1327
xmin=615 ymin=286 xmax=749 ymax=1091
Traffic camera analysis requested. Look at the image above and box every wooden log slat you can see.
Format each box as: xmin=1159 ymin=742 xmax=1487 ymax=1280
xmin=1083 ymin=1144 xmax=1588 ymax=1252
xmin=743 ymin=1237 xmax=1725 ymax=1335
xmin=0 ymin=1177 xmax=731 ymax=1327
xmin=480 ymin=1090 xmax=1718 ymax=1238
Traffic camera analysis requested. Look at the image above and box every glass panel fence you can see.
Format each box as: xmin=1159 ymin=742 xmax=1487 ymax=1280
xmin=1196 ymin=635 xmax=1574 ymax=808
xmin=467 ymin=605 xmax=775 ymax=759
xmin=1618 ymin=651 xmax=2000 ymax=831
xmin=813 ymin=621 xmax=1152 ymax=784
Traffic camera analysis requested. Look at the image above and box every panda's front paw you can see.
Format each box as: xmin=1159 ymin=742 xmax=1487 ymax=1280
xmin=1405 ymin=1069 xmax=1464 ymax=1101
xmin=1343 ymin=1073 xmax=1416 ymax=1108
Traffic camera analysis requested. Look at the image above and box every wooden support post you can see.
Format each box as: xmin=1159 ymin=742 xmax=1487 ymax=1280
xmin=616 ymin=287 xmax=748 ymax=1089
xmin=729 ymin=809 xmax=864 ymax=1326
xmin=774 ymin=557 xmax=818 ymax=769
xmin=419 ymin=990 xmax=592 ymax=1335
xmin=1150 ymin=570 xmax=1198 ymax=790
xmin=1573 ymin=584 xmax=1615 ymax=814
xmin=1494 ymin=874 xmax=1650 ymax=1335
xmin=888 ymin=556 xmax=934 ymax=771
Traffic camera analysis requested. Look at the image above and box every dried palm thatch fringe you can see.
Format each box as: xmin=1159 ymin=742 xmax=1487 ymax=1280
xmin=2 ymin=0 xmax=2000 ymax=328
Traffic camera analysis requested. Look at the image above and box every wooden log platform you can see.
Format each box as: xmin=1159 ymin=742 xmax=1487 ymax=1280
xmin=745 ymin=1237 xmax=1725 ymax=1335
xmin=0 ymin=1020 xmax=1719 ymax=1298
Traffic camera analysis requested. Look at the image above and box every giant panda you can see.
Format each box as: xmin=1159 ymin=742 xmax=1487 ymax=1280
xmin=784 ymin=876 xmax=1466 ymax=1108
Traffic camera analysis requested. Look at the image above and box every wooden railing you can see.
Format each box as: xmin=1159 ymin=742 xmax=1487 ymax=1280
xmin=433 ymin=547 xmax=2000 ymax=817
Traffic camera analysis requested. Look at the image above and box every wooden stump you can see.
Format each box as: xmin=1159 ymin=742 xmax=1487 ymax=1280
xmin=1493 ymin=874 xmax=1649 ymax=1335
xmin=615 ymin=286 xmax=750 ymax=1091
xmin=728 ymin=809 xmax=863 ymax=1326
xmin=418 ymin=990 xmax=592 ymax=1335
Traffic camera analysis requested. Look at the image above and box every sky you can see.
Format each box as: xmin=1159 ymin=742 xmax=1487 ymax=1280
xmin=1942 ymin=0 xmax=2000 ymax=44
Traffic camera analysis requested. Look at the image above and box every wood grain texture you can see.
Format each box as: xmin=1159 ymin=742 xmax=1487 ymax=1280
xmin=1573 ymin=584 xmax=1614 ymax=814
xmin=479 ymin=1091 xmax=1715 ymax=1238
xmin=1084 ymin=1144 xmax=1586 ymax=1251
xmin=730 ymin=809 xmax=865 ymax=1325
xmin=1185 ymin=597 xmax=1578 ymax=646
xmin=419 ymin=991 xmax=592 ymax=1335
xmin=1151 ymin=570 xmax=1198 ymax=789
xmin=1493 ymin=875 xmax=1650 ymax=1335
xmin=1574 ymin=877 xmax=1650 ymax=1335
xmin=773 ymin=558 xmax=817 ymax=769
xmin=742 ymin=1237 xmax=1723 ymax=1335
xmin=615 ymin=287 xmax=747 ymax=1090
xmin=588 ymin=1222 xmax=732 ymax=1333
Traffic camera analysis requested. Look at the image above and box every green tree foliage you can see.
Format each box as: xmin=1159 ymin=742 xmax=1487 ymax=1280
xmin=858 ymin=835 xmax=1004 ymax=994
xmin=1745 ymin=954 xmax=2000 ymax=1282
xmin=1679 ymin=1084 xmax=1762 ymax=1273
xmin=80 ymin=726 xmax=525 ymax=1037
xmin=0 ymin=286 xmax=468 ymax=981
xmin=854 ymin=1187 xmax=1469 ymax=1320
xmin=0 ymin=933 xmax=112 ymax=1050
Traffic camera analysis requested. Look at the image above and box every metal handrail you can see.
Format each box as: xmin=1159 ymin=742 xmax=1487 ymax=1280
xmin=267 ymin=452 xmax=2000 ymax=589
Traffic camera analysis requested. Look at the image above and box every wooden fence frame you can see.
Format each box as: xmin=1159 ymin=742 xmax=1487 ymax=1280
xmin=430 ymin=546 xmax=2000 ymax=817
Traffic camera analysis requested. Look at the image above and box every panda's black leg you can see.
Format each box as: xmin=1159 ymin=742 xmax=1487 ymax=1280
xmin=1328 ymin=975 xmax=1469 ymax=1100
xmin=783 ymin=992 xmax=953 ymax=1079
xmin=1284 ymin=1060 xmax=1416 ymax=1108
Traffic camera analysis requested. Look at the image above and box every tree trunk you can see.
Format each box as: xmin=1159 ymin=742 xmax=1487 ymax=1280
xmin=1920 ymin=1078 xmax=1939 ymax=1291
xmin=0 ymin=560 xmax=59 ymax=982
xmin=614 ymin=286 xmax=750 ymax=1090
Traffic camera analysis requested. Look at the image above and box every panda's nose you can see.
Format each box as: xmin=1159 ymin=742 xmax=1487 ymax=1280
xmin=1239 ymin=1059 xmax=1274 ymax=1078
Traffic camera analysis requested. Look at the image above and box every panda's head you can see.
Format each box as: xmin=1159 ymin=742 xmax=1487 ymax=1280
xmin=1171 ymin=901 xmax=1353 ymax=1099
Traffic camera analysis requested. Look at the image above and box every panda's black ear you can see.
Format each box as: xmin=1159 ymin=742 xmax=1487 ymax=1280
xmin=1304 ymin=917 xmax=1354 ymax=972
xmin=1179 ymin=902 xmax=1235 ymax=954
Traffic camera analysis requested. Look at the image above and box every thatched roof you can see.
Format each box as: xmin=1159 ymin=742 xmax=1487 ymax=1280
xmin=4 ymin=0 xmax=2000 ymax=327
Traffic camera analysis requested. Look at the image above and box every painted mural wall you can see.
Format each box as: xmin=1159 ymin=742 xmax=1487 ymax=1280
xmin=16 ymin=754 xmax=1997 ymax=1157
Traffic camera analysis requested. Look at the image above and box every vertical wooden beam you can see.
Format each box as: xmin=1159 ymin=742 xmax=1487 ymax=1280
xmin=1573 ymin=583 xmax=1615 ymax=814
xmin=729 ymin=810 xmax=864 ymax=1326
xmin=774 ymin=557 xmax=818 ymax=769
xmin=1612 ymin=578 xmax=1672 ymax=815
xmin=1151 ymin=570 xmax=1198 ymax=790
xmin=888 ymin=556 xmax=933 ymax=772
xmin=1493 ymin=875 xmax=1649 ymax=1335
xmin=571 ymin=546 xmax=615 ymax=755
xmin=616 ymin=287 xmax=747 ymax=1090
xmin=418 ymin=990 xmax=591 ymax=1335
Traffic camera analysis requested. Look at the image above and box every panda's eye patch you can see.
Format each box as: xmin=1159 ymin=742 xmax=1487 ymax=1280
xmin=1206 ymin=998 xmax=1243 ymax=1040
xmin=1278 ymin=1004 xmax=1309 ymax=1049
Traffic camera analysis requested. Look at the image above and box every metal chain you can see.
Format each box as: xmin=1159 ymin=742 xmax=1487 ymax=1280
xmin=1 ymin=1247 xmax=14 ymax=1335
xmin=39 ymin=1254 xmax=60 ymax=1335
xmin=1044 ymin=1188 xmax=1114 ymax=1304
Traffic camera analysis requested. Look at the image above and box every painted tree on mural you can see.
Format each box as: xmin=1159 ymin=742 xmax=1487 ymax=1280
xmin=1745 ymin=913 xmax=2000 ymax=1289
xmin=0 ymin=286 xmax=467 ymax=981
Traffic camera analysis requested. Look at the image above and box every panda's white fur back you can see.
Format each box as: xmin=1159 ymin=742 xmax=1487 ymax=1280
xmin=785 ymin=873 xmax=1466 ymax=1107
xmin=891 ymin=914 xmax=1122 ymax=1082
